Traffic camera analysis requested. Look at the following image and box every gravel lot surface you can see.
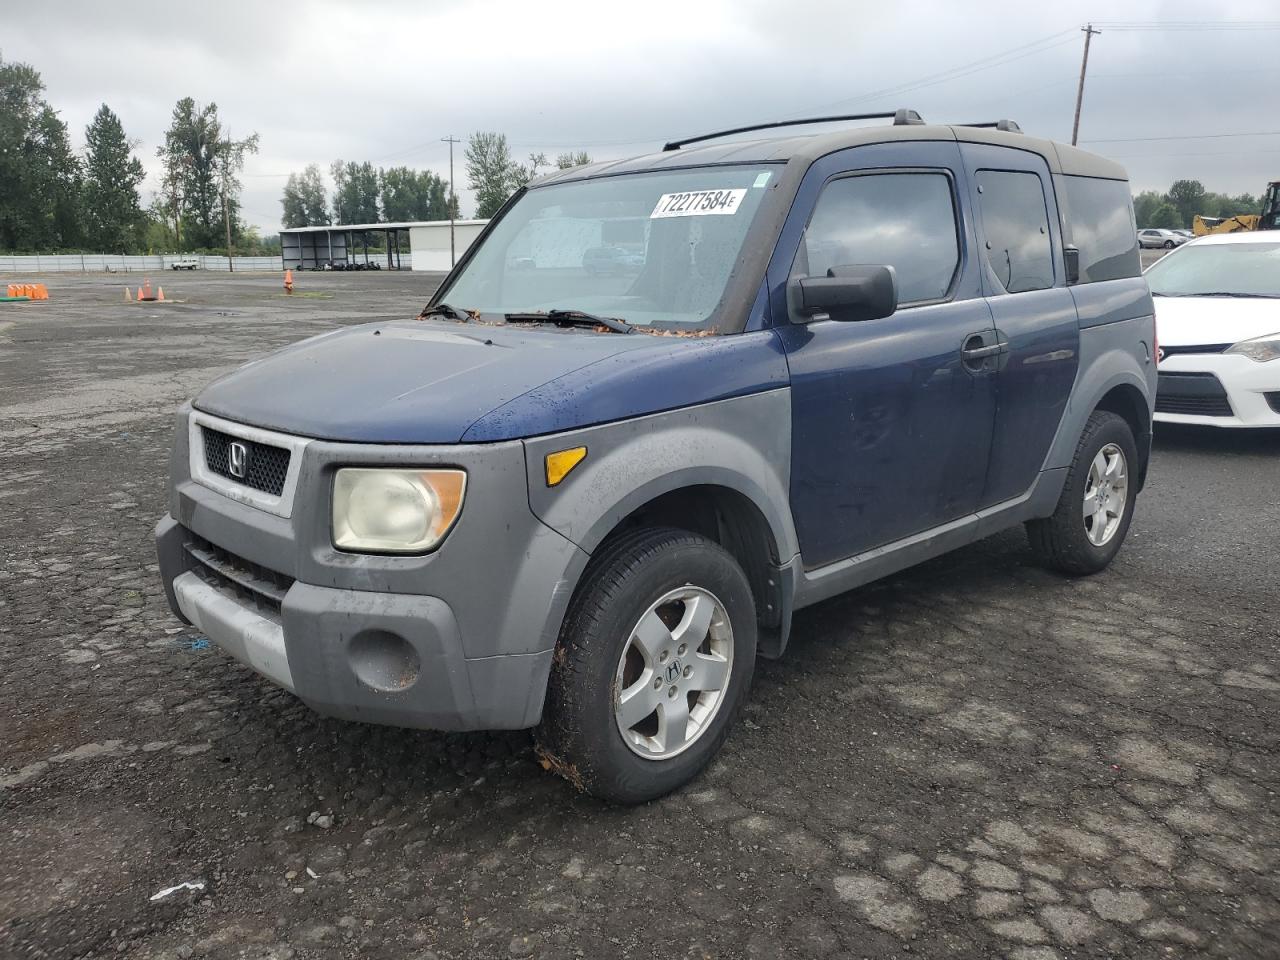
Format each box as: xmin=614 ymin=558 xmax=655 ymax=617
xmin=1 ymin=270 xmax=1277 ymax=960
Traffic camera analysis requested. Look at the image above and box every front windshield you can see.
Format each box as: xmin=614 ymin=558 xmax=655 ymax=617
xmin=438 ymin=165 xmax=777 ymax=332
xmin=1146 ymin=242 xmax=1280 ymax=297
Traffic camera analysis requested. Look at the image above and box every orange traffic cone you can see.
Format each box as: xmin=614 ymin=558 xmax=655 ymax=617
xmin=136 ymin=285 xmax=144 ymax=300
xmin=124 ymin=286 xmax=133 ymax=301
xmin=139 ymin=278 xmax=155 ymax=301
xmin=157 ymin=286 xmax=165 ymax=302
xmin=283 ymin=269 xmax=294 ymax=295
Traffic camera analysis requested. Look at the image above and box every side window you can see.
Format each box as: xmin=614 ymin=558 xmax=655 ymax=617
xmin=974 ymin=170 xmax=1055 ymax=293
xmin=1064 ymin=175 xmax=1141 ymax=282
xmin=792 ymin=172 xmax=959 ymax=305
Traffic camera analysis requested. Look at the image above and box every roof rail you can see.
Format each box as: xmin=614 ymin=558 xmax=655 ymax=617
xmin=957 ymin=119 xmax=1023 ymax=134
xmin=662 ymin=108 xmax=925 ymax=152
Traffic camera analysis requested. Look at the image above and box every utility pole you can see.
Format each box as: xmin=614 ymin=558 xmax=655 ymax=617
xmin=1072 ymin=24 xmax=1101 ymax=147
xmin=442 ymin=136 xmax=460 ymax=266
xmin=222 ymin=180 xmax=233 ymax=273
xmin=221 ymin=134 xmax=234 ymax=273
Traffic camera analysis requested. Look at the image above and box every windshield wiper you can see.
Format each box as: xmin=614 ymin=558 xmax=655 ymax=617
xmin=1157 ymin=291 xmax=1269 ymax=299
xmin=504 ymin=309 xmax=633 ymax=334
xmin=417 ymin=302 xmax=472 ymax=321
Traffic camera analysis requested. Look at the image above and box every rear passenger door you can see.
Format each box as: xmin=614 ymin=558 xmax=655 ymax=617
xmin=959 ymin=144 xmax=1080 ymax=507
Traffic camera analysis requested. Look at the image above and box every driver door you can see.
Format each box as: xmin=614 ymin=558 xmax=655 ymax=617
xmin=770 ymin=141 xmax=997 ymax=569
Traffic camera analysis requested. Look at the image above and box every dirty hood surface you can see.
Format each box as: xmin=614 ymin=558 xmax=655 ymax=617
xmin=194 ymin=320 xmax=656 ymax=443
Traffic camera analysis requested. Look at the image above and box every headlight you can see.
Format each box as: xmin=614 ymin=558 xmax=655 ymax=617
xmin=332 ymin=468 xmax=466 ymax=553
xmin=1225 ymin=333 xmax=1280 ymax=362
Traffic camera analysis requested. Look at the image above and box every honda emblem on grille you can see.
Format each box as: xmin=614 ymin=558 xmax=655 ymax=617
xmin=228 ymin=441 xmax=249 ymax=479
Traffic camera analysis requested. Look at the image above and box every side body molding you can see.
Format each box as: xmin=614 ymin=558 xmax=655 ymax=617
xmin=523 ymin=389 xmax=799 ymax=564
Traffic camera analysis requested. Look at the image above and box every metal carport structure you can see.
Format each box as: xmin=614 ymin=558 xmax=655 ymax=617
xmin=280 ymin=222 xmax=416 ymax=271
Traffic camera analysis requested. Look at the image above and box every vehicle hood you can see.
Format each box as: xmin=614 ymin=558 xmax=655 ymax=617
xmin=193 ymin=319 xmax=789 ymax=443
xmin=1152 ymin=295 xmax=1280 ymax=347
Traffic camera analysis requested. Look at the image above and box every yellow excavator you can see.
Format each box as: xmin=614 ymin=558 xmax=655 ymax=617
xmin=1192 ymin=180 xmax=1280 ymax=235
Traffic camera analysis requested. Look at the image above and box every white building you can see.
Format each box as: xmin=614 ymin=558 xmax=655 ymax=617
xmin=280 ymin=219 xmax=488 ymax=272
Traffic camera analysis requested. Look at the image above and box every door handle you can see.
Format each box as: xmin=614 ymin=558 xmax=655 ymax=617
xmin=961 ymin=343 xmax=1002 ymax=360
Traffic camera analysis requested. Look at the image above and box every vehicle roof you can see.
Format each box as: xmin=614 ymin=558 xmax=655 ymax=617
xmin=534 ymin=123 xmax=1127 ymax=186
xmin=1187 ymin=231 xmax=1280 ymax=246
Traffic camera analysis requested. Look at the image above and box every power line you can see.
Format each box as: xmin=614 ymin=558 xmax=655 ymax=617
xmin=1083 ymin=131 xmax=1280 ymax=144
xmin=801 ymin=29 xmax=1080 ymax=114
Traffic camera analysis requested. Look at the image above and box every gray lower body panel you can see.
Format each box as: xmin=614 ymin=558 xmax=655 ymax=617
xmin=156 ymin=514 xmax=555 ymax=731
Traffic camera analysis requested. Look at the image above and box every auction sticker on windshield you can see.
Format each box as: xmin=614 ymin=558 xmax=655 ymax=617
xmin=650 ymin=189 xmax=748 ymax=219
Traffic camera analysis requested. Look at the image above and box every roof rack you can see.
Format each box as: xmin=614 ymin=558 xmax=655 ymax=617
xmin=957 ymin=119 xmax=1023 ymax=134
xmin=662 ymin=108 xmax=925 ymax=152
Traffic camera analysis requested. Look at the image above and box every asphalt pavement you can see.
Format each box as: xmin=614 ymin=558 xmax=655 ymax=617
xmin=1 ymin=270 xmax=1277 ymax=960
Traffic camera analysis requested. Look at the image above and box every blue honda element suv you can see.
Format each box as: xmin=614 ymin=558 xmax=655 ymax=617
xmin=157 ymin=110 xmax=1155 ymax=803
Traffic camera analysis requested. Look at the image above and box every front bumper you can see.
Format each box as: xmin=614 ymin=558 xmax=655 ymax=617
xmin=1154 ymin=353 xmax=1280 ymax=428
xmin=157 ymin=514 xmax=569 ymax=730
xmin=155 ymin=408 xmax=589 ymax=731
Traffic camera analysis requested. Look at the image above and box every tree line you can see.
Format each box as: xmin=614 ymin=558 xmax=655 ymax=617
xmin=280 ymin=134 xmax=591 ymax=227
xmin=280 ymin=162 xmax=458 ymax=227
xmin=0 ymin=54 xmax=269 ymax=255
xmin=1134 ymin=180 xmax=1259 ymax=230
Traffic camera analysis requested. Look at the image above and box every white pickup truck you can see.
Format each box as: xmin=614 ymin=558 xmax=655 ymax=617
xmin=170 ymin=257 xmax=199 ymax=271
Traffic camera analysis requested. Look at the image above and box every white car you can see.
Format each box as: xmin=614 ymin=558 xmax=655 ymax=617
xmin=1138 ymin=228 xmax=1189 ymax=249
xmin=1147 ymin=232 xmax=1280 ymax=427
xmin=170 ymin=257 xmax=199 ymax=270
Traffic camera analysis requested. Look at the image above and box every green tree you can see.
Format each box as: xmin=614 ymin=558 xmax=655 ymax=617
xmin=0 ymin=56 xmax=83 ymax=250
xmin=282 ymin=163 xmax=329 ymax=227
xmin=379 ymin=166 xmax=450 ymax=221
xmin=510 ymin=151 xmax=549 ymax=190
xmin=1149 ymin=203 xmax=1180 ymax=229
xmin=158 ymin=98 xmax=258 ymax=250
xmin=330 ymin=160 xmax=379 ymax=223
xmin=465 ymin=132 xmax=518 ymax=218
xmin=82 ymin=104 xmax=145 ymax=252
xmin=1166 ymin=179 xmax=1206 ymax=229
xmin=556 ymin=151 xmax=592 ymax=169
xmin=1132 ymin=190 xmax=1164 ymax=228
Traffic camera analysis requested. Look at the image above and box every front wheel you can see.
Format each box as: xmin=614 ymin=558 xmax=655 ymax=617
xmin=1164 ymin=239 xmax=1174 ymax=248
xmin=1026 ymin=410 xmax=1139 ymax=575
xmin=536 ymin=528 xmax=757 ymax=804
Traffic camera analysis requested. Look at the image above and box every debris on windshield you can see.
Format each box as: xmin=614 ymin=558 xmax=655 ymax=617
xmin=634 ymin=326 xmax=717 ymax=338
xmin=415 ymin=302 xmax=482 ymax=323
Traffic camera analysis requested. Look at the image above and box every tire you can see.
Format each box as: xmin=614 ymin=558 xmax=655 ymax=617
xmin=1164 ymin=240 xmax=1174 ymax=248
xmin=536 ymin=527 xmax=757 ymax=804
xmin=1026 ymin=410 xmax=1139 ymax=575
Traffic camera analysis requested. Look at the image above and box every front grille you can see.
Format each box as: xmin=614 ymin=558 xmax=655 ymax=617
xmin=185 ymin=534 xmax=294 ymax=614
xmin=1155 ymin=371 xmax=1233 ymax=417
xmin=202 ymin=427 xmax=290 ymax=495
xmin=1159 ymin=343 xmax=1230 ymax=358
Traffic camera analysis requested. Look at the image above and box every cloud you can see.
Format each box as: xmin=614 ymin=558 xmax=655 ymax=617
xmin=5 ymin=0 xmax=1278 ymax=232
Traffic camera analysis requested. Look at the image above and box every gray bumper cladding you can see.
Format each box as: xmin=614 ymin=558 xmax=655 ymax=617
xmin=173 ymin=571 xmax=295 ymax=692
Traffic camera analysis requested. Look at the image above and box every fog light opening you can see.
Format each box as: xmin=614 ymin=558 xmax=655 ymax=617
xmin=348 ymin=629 xmax=421 ymax=693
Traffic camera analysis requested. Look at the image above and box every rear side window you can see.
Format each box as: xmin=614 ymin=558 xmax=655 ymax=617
xmin=793 ymin=172 xmax=959 ymax=305
xmin=1062 ymin=175 xmax=1141 ymax=282
xmin=975 ymin=170 xmax=1055 ymax=293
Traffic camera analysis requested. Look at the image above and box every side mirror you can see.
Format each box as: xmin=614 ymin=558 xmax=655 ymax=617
xmin=791 ymin=265 xmax=898 ymax=323
xmin=1063 ymin=244 xmax=1081 ymax=284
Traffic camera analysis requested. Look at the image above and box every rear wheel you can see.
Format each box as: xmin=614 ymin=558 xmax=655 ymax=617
xmin=1026 ymin=410 xmax=1139 ymax=575
xmin=537 ymin=528 xmax=757 ymax=804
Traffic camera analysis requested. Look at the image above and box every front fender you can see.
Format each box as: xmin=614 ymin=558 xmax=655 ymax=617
xmin=522 ymin=389 xmax=798 ymax=562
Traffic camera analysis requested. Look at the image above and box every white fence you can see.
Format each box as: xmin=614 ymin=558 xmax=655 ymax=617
xmin=0 ymin=254 xmax=286 ymax=274
xmin=0 ymin=252 xmax=417 ymax=274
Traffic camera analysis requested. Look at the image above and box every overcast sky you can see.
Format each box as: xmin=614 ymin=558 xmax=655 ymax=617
xmin=6 ymin=0 xmax=1279 ymax=233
